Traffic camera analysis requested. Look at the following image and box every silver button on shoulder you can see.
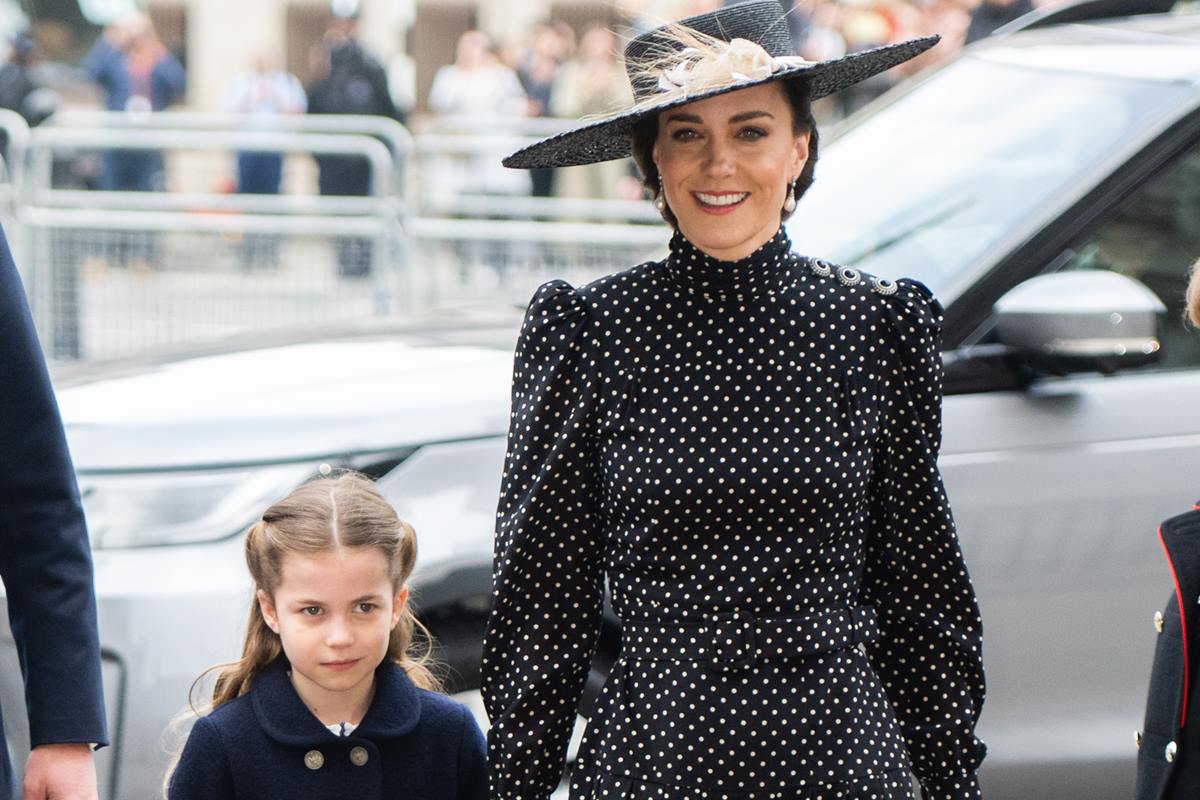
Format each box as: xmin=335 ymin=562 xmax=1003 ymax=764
xmin=350 ymin=746 xmax=369 ymax=767
xmin=1167 ymin=740 xmax=1178 ymax=762
xmin=1155 ymin=610 xmax=1165 ymax=633
xmin=836 ymin=266 xmax=862 ymax=287
xmin=871 ymin=276 xmax=899 ymax=296
xmin=808 ymin=258 xmax=833 ymax=278
xmin=304 ymin=749 xmax=325 ymax=770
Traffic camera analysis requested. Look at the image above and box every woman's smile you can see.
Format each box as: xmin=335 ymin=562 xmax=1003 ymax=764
xmin=693 ymin=190 xmax=749 ymax=214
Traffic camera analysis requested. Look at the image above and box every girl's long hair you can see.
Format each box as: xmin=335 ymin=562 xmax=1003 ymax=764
xmin=163 ymin=472 xmax=439 ymax=795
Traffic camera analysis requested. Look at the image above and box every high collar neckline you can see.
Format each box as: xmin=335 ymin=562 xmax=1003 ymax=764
xmin=250 ymin=656 xmax=421 ymax=746
xmin=665 ymin=228 xmax=797 ymax=299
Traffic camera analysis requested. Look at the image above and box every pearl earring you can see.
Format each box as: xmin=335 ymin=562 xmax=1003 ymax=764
xmin=783 ymin=179 xmax=797 ymax=214
xmin=654 ymin=175 xmax=667 ymax=213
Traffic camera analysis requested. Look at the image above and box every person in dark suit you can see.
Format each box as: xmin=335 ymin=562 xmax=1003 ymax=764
xmin=306 ymin=3 xmax=401 ymax=278
xmin=1135 ymin=258 xmax=1200 ymax=800
xmin=0 ymin=227 xmax=108 ymax=797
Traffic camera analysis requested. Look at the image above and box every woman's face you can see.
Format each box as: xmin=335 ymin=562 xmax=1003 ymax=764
xmin=653 ymin=82 xmax=810 ymax=262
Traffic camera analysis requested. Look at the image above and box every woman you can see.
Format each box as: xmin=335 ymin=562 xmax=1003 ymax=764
xmin=482 ymin=4 xmax=986 ymax=799
xmin=1136 ymin=258 xmax=1200 ymax=800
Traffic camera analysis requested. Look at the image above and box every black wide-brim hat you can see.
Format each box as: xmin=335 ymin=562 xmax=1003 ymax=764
xmin=503 ymin=0 xmax=938 ymax=170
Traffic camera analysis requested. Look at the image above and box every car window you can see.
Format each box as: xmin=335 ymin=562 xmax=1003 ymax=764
xmin=787 ymin=55 xmax=1187 ymax=301
xmin=1058 ymin=135 xmax=1200 ymax=371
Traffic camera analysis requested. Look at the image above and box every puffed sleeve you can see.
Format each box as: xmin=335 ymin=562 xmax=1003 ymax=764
xmin=859 ymin=279 xmax=987 ymax=800
xmin=481 ymin=280 xmax=605 ymax=800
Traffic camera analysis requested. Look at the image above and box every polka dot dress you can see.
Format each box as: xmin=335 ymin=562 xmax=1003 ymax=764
xmin=481 ymin=228 xmax=986 ymax=800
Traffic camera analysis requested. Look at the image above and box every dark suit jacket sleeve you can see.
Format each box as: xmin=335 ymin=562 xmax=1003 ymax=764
xmin=0 ymin=226 xmax=108 ymax=747
xmin=457 ymin=705 xmax=487 ymax=800
xmin=168 ymin=716 xmax=235 ymax=800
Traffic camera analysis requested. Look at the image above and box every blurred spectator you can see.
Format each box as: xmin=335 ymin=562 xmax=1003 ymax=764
xmin=797 ymin=1 xmax=848 ymax=121
xmin=919 ymin=0 xmax=973 ymax=67
xmin=429 ymin=30 xmax=527 ymax=121
xmin=428 ymin=30 xmax=529 ymax=199
xmin=889 ymin=0 xmax=969 ymax=77
xmin=966 ymin=0 xmax=1036 ymax=43
xmin=222 ymin=50 xmax=305 ymax=269
xmin=786 ymin=0 xmax=818 ymax=52
xmin=516 ymin=22 xmax=570 ymax=197
xmin=551 ymin=26 xmax=632 ymax=200
xmin=798 ymin=1 xmax=848 ymax=62
xmin=82 ymin=13 xmax=185 ymax=191
xmin=0 ymin=33 xmax=58 ymax=162
xmin=837 ymin=1 xmax=896 ymax=113
xmin=551 ymin=21 xmax=577 ymax=61
xmin=222 ymin=49 xmax=306 ymax=195
xmin=307 ymin=3 xmax=399 ymax=277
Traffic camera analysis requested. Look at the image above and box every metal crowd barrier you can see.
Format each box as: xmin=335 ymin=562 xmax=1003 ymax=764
xmin=13 ymin=114 xmax=405 ymax=360
xmin=406 ymin=115 xmax=666 ymax=308
xmin=0 ymin=111 xmax=669 ymax=362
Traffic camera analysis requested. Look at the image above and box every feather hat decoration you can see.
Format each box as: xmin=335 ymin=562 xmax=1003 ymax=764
xmin=502 ymin=0 xmax=938 ymax=170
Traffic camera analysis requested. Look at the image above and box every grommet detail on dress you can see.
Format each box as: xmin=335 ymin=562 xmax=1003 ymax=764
xmin=1135 ymin=730 xmax=1143 ymax=748
xmin=349 ymin=746 xmax=369 ymax=766
xmin=872 ymin=277 xmax=899 ymax=296
xmin=809 ymin=257 xmax=833 ymax=277
xmin=1155 ymin=610 xmax=1164 ymax=633
xmin=304 ymin=750 xmax=325 ymax=770
xmin=1167 ymin=740 xmax=1178 ymax=762
xmin=837 ymin=266 xmax=862 ymax=287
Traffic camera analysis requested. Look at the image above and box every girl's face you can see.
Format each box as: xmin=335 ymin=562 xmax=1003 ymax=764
xmin=653 ymin=82 xmax=810 ymax=262
xmin=258 ymin=547 xmax=406 ymax=720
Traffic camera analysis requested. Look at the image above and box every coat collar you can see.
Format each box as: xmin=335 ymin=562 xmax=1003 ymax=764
xmin=251 ymin=657 xmax=423 ymax=746
xmin=1158 ymin=507 xmax=1200 ymax=582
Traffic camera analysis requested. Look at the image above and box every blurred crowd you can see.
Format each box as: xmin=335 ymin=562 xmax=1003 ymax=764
xmin=421 ymin=0 xmax=1067 ymax=199
xmin=0 ymin=0 xmax=1067 ymax=201
xmin=429 ymin=0 xmax=1069 ymax=130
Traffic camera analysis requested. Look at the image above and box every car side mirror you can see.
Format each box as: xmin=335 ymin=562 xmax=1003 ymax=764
xmin=993 ymin=271 xmax=1165 ymax=375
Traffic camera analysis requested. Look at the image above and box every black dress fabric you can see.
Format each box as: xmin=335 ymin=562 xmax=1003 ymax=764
xmin=481 ymin=229 xmax=986 ymax=800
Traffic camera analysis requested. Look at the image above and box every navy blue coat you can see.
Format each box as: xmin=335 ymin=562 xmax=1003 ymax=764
xmin=1136 ymin=503 xmax=1200 ymax=800
xmin=169 ymin=658 xmax=487 ymax=800
xmin=0 ymin=226 xmax=108 ymax=798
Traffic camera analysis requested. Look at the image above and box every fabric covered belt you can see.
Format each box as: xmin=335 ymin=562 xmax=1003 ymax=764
xmin=622 ymin=606 xmax=879 ymax=673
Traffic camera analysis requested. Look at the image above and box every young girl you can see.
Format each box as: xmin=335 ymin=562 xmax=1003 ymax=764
xmin=166 ymin=472 xmax=486 ymax=800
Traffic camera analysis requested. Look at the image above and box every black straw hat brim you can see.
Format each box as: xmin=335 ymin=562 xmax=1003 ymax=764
xmin=502 ymin=35 xmax=939 ymax=170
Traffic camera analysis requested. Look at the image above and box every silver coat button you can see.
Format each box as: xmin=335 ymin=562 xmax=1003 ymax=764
xmin=1166 ymin=741 xmax=1177 ymax=762
xmin=1155 ymin=611 xmax=1165 ymax=634
xmin=350 ymin=746 xmax=369 ymax=766
xmin=304 ymin=749 xmax=325 ymax=770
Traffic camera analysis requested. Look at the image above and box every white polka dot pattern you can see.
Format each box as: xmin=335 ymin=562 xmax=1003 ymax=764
xmin=481 ymin=229 xmax=986 ymax=800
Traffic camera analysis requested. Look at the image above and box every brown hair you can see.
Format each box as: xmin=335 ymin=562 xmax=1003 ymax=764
xmin=163 ymin=472 xmax=438 ymax=794
xmin=1188 ymin=257 xmax=1200 ymax=328
xmin=632 ymin=78 xmax=819 ymax=229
